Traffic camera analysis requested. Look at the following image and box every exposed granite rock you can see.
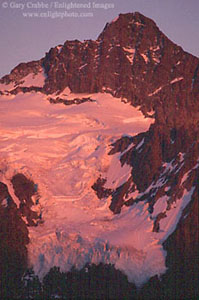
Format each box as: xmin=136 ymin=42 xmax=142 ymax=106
xmin=0 ymin=60 xmax=43 ymax=85
xmin=108 ymin=135 xmax=134 ymax=155
xmin=0 ymin=172 xmax=42 ymax=296
xmin=9 ymin=86 xmax=43 ymax=95
xmin=109 ymin=177 xmax=134 ymax=214
xmin=0 ymin=182 xmax=29 ymax=298
xmin=153 ymin=212 xmax=167 ymax=232
xmin=49 ymin=96 xmax=95 ymax=106
xmin=161 ymin=183 xmax=199 ymax=299
xmin=11 ymin=173 xmax=41 ymax=226
xmin=91 ymin=177 xmax=112 ymax=199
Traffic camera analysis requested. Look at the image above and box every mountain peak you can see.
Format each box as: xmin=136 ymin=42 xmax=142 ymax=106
xmin=110 ymin=11 xmax=156 ymax=26
xmin=98 ymin=11 xmax=157 ymax=43
xmin=0 ymin=12 xmax=198 ymax=129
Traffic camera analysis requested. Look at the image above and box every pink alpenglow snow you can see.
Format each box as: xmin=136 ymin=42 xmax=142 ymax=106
xmin=0 ymin=89 xmax=196 ymax=287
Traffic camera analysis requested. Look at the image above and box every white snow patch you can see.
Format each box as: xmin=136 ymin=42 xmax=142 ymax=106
xmin=79 ymin=63 xmax=88 ymax=70
xmin=133 ymin=22 xmax=144 ymax=27
xmin=152 ymin=196 xmax=168 ymax=218
xmin=164 ymin=186 xmax=170 ymax=192
xmin=178 ymin=152 xmax=185 ymax=162
xmin=152 ymin=57 xmax=160 ymax=64
xmin=162 ymin=160 xmax=176 ymax=174
xmin=146 ymin=110 xmax=155 ymax=117
xmin=48 ymin=87 xmax=72 ymax=101
xmin=0 ymin=168 xmax=21 ymax=208
xmin=140 ymin=53 xmax=149 ymax=63
xmin=120 ymin=141 xmax=134 ymax=156
xmin=150 ymin=45 xmax=160 ymax=52
xmin=123 ymin=47 xmax=135 ymax=54
xmin=59 ymin=86 xmax=71 ymax=97
xmin=124 ymin=189 xmax=139 ymax=201
xmin=56 ymin=45 xmax=63 ymax=53
xmin=126 ymin=53 xmax=135 ymax=64
xmin=180 ymin=160 xmax=199 ymax=185
xmin=136 ymin=160 xmax=176 ymax=201
xmin=180 ymin=172 xmax=189 ymax=185
xmin=193 ymin=160 xmax=199 ymax=170
xmin=158 ymin=187 xmax=195 ymax=242
xmin=0 ymin=82 xmax=16 ymax=93
xmin=111 ymin=16 xmax=119 ymax=23
xmin=1 ymin=198 xmax=8 ymax=207
xmin=123 ymin=47 xmax=135 ymax=64
xmin=19 ymin=71 xmax=45 ymax=88
xmin=0 ymin=69 xmax=45 ymax=93
xmin=136 ymin=138 xmax=145 ymax=151
xmin=22 ymin=216 xmax=29 ymax=225
xmin=103 ymin=153 xmax=131 ymax=190
xmin=170 ymin=77 xmax=183 ymax=84
xmin=148 ymin=86 xmax=163 ymax=96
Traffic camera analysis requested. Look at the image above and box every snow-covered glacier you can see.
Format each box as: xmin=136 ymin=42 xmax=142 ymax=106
xmin=0 ymin=90 xmax=186 ymax=287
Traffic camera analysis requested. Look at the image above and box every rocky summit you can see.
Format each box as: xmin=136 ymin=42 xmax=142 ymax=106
xmin=0 ymin=12 xmax=198 ymax=299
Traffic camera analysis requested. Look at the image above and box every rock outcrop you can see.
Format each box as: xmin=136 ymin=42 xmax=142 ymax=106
xmin=0 ymin=173 xmax=42 ymax=297
xmin=0 ymin=181 xmax=29 ymax=298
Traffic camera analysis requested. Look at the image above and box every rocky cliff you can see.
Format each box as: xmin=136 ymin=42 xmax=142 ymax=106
xmin=0 ymin=173 xmax=41 ymax=298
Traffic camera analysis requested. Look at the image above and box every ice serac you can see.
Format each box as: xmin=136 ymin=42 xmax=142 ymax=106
xmin=0 ymin=11 xmax=198 ymax=297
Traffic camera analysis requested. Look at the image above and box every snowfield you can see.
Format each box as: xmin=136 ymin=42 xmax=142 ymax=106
xmin=0 ymin=69 xmax=46 ymax=93
xmin=0 ymin=90 xmax=192 ymax=287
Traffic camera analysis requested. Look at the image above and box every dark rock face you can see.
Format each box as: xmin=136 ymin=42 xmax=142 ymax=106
xmin=140 ymin=185 xmax=198 ymax=299
xmin=11 ymin=173 xmax=41 ymax=226
xmin=0 ymin=60 xmax=43 ymax=85
xmin=109 ymin=177 xmax=134 ymax=214
xmin=108 ymin=135 xmax=134 ymax=155
xmin=91 ymin=177 xmax=112 ymax=199
xmin=9 ymin=86 xmax=43 ymax=95
xmin=49 ymin=96 xmax=96 ymax=106
xmin=0 ymin=172 xmax=42 ymax=297
xmin=92 ymin=123 xmax=198 ymax=217
xmin=0 ymin=181 xmax=29 ymax=298
xmin=162 ymin=188 xmax=199 ymax=299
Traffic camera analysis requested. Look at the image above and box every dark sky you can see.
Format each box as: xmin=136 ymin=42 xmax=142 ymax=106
xmin=0 ymin=0 xmax=198 ymax=77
